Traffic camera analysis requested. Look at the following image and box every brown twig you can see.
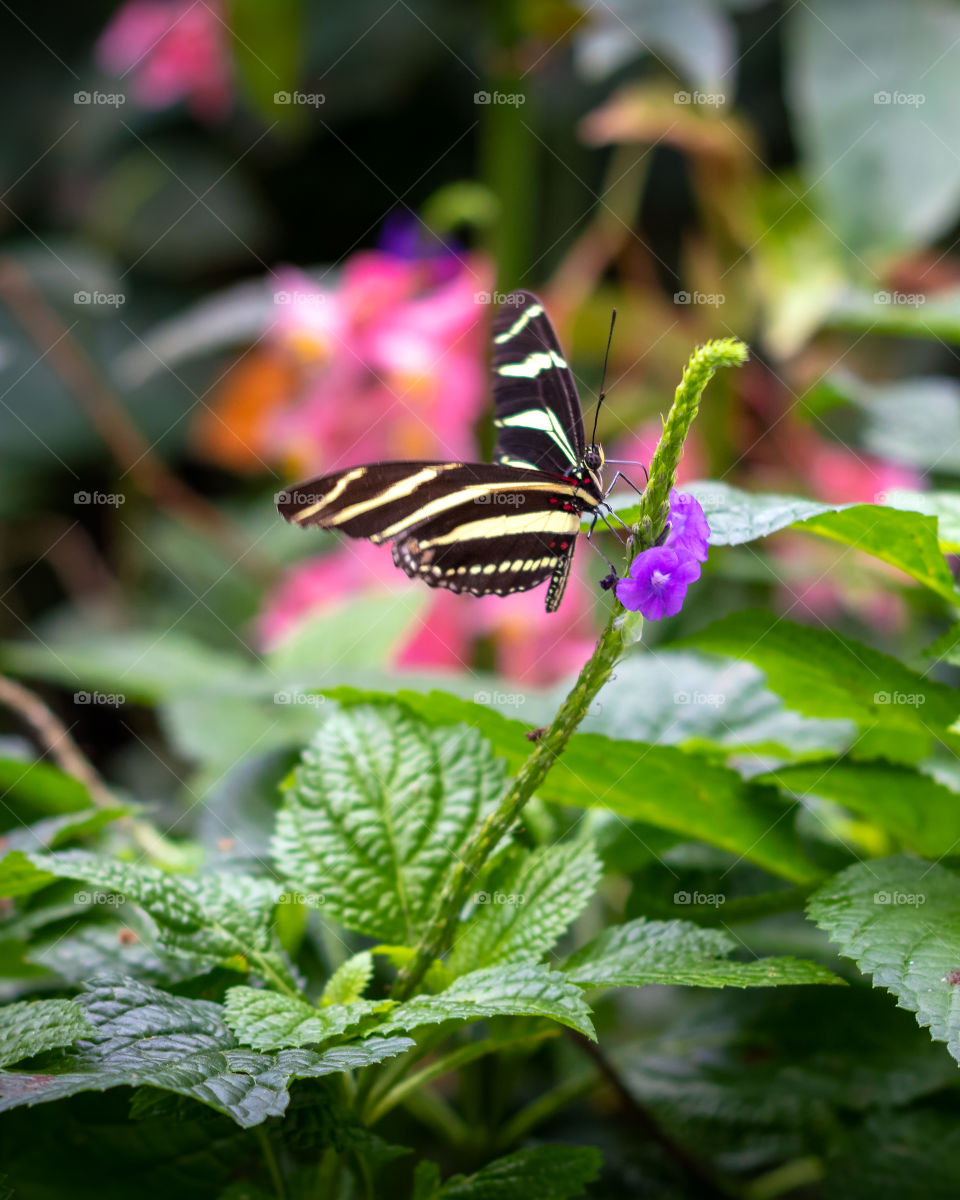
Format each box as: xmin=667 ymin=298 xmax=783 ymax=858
xmin=568 ymin=1031 xmax=734 ymax=1199
xmin=0 ymin=256 xmax=272 ymax=581
xmin=0 ymin=672 xmax=116 ymax=808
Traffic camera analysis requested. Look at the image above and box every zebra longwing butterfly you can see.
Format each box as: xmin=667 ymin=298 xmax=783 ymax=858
xmin=277 ymin=290 xmax=609 ymax=613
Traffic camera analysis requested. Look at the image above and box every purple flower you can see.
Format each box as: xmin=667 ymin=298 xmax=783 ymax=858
xmin=615 ymin=546 xmax=701 ymax=619
xmin=667 ymin=489 xmax=710 ymax=561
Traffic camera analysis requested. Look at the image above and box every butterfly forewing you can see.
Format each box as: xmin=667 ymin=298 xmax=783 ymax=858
xmin=491 ymin=290 xmax=585 ymax=475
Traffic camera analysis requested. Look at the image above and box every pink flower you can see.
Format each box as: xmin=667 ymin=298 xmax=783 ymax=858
xmin=260 ymin=543 xmax=599 ymax=686
xmin=805 ymin=442 xmax=921 ymax=505
xmin=264 ymin=252 xmax=492 ymax=473
xmin=96 ymin=0 xmax=232 ymax=121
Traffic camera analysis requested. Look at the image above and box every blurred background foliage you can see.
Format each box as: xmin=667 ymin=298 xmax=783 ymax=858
xmin=5 ymin=1 xmax=960 ymax=1195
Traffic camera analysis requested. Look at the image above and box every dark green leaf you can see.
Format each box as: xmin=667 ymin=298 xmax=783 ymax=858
xmin=0 ymin=998 xmax=93 ymax=1067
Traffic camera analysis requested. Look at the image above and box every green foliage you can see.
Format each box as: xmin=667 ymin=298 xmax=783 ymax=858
xmin=0 ymin=998 xmax=93 ymax=1067
xmin=272 ymin=705 xmax=507 ymax=942
xmin=564 ymin=917 xmax=842 ymax=990
xmin=0 ymin=976 xmax=412 ymax=1126
xmin=809 ymin=857 xmax=960 ymax=1064
xmin=321 ymin=950 xmax=375 ymax=1005
xmin=421 ymin=1146 xmax=602 ymax=1198
xmin=223 ymin=987 xmax=390 ymax=1050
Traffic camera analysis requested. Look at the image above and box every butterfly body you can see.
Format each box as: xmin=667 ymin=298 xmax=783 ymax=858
xmin=278 ymin=290 xmax=607 ymax=612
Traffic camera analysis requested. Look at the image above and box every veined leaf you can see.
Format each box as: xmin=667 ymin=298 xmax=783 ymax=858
xmin=0 ymin=998 xmax=93 ymax=1067
xmin=434 ymin=1145 xmax=602 ymax=1199
xmin=374 ymin=963 xmax=596 ymax=1040
xmin=809 ymin=857 xmax=960 ymax=1063
xmin=223 ymin=987 xmax=389 ymax=1050
xmin=564 ymin=917 xmax=841 ymax=990
xmin=0 ymin=976 xmax=412 ymax=1127
xmin=449 ymin=840 xmax=602 ymax=975
xmin=327 ymin=690 xmax=822 ymax=884
xmin=680 ymin=612 xmax=960 ymax=745
xmin=272 ymin=705 xmax=506 ymax=942
xmin=25 ymin=850 xmax=295 ymax=989
xmin=322 ymin=951 xmax=374 ymax=1006
xmin=762 ymin=761 xmax=960 ymax=857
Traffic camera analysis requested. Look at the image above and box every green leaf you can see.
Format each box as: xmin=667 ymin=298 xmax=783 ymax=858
xmin=0 ymin=757 xmax=91 ymax=819
xmin=680 ymin=612 xmax=960 ymax=743
xmin=564 ymin=917 xmax=841 ymax=990
xmin=375 ymin=964 xmax=596 ymax=1040
xmin=322 ymin=951 xmax=374 ymax=1005
xmin=0 ymin=998 xmax=93 ymax=1067
xmin=613 ymin=483 xmax=960 ymax=603
xmin=437 ymin=1145 xmax=602 ymax=1199
xmin=795 ymin=505 xmax=959 ymax=605
xmin=223 ymin=987 xmax=389 ymax=1050
xmin=809 ymin=856 xmax=960 ymax=1063
xmin=0 ymin=976 xmax=412 ymax=1127
xmin=449 ymin=840 xmax=602 ymax=975
xmin=883 ymin=489 xmax=960 ymax=553
xmin=273 ymin=705 xmax=506 ymax=942
xmin=327 ymin=689 xmax=821 ymax=884
xmin=0 ymin=849 xmax=56 ymax=898
xmin=28 ymin=920 xmax=201 ymax=987
xmin=2 ymin=805 xmax=131 ymax=853
xmin=1 ymin=630 xmax=253 ymax=704
xmin=787 ymin=0 xmax=960 ymax=253
xmin=762 ymin=761 xmax=960 ymax=857
xmin=25 ymin=850 xmax=295 ymax=989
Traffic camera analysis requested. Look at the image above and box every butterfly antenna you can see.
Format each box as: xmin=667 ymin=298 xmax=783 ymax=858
xmin=591 ymin=307 xmax=617 ymax=446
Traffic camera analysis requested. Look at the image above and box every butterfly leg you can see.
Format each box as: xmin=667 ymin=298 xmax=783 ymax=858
xmin=603 ymin=469 xmax=645 ymax=501
xmin=585 ymin=512 xmax=623 ymax=574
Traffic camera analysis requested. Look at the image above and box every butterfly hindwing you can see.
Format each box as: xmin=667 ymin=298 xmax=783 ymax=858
xmin=492 ymin=290 xmax=585 ymax=475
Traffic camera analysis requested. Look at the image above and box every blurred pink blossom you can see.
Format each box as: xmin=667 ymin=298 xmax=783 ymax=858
xmin=265 ymin=252 xmax=491 ymax=473
xmin=260 ymin=542 xmax=598 ymax=686
xmin=805 ymin=442 xmax=922 ymax=505
xmin=96 ymin=0 xmax=232 ymax=121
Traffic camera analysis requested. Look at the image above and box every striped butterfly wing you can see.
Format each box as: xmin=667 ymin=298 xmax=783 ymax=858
xmin=492 ymin=290 xmax=586 ymax=475
xmin=278 ymin=461 xmax=586 ymax=608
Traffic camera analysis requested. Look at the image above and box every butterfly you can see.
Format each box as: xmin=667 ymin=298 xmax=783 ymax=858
xmin=277 ymin=289 xmax=627 ymax=612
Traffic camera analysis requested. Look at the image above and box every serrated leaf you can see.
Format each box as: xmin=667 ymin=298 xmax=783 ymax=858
xmin=809 ymin=856 xmax=960 ymax=1063
xmin=762 ymin=761 xmax=960 ymax=857
xmin=28 ymin=920 xmax=201 ymax=987
xmin=322 ymin=951 xmax=374 ymax=1005
xmin=223 ymin=987 xmax=389 ymax=1050
xmin=437 ymin=1145 xmax=602 ymax=1199
xmin=449 ymin=840 xmax=602 ymax=975
xmin=25 ymin=850 xmax=295 ymax=989
xmin=564 ymin=917 xmax=841 ymax=990
xmin=680 ymin=612 xmax=960 ymax=748
xmin=272 ymin=705 xmax=506 ymax=942
xmin=374 ymin=963 xmax=596 ymax=1040
xmin=0 ymin=976 xmax=412 ymax=1127
xmin=0 ymin=998 xmax=93 ymax=1067
xmin=326 ymin=690 xmax=822 ymax=884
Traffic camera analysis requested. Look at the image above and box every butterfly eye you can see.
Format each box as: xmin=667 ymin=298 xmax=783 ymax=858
xmin=584 ymin=447 xmax=602 ymax=471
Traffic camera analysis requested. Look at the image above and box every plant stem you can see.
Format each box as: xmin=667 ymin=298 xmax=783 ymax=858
xmin=393 ymin=338 xmax=748 ymax=1000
